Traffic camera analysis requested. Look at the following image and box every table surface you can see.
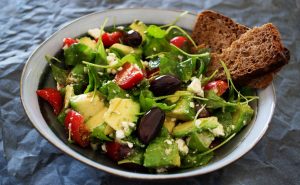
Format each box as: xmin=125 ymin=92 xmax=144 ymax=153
xmin=1 ymin=0 xmax=299 ymax=184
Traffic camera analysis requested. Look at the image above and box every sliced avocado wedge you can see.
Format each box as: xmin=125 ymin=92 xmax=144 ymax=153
xmin=187 ymin=131 xmax=215 ymax=152
xmin=103 ymin=98 xmax=140 ymax=136
xmin=231 ymin=104 xmax=254 ymax=133
xmin=109 ymin=43 xmax=142 ymax=58
xmin=70 ymin=92 xmax=105 ymax=121
xmin=79 ymin=37 xmax=97 ymax=50
xmin=172 ymin=117 xmax=220 ymax=137
xmin=166 ymin=96 xmax=195 ymax=121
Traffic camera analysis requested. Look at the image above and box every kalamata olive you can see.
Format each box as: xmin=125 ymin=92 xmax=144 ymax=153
xmin=137 ymin=107 xmax=165 ymax=144
xmin=149 ymin=75 xmax=181 ymax=96
xmin=195 ymin=104 xmax=210 ymax=118
xmin=122 ymin=30 xmax=142 ymax=47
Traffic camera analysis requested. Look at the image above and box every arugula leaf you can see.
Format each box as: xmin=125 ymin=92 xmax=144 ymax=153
xmin=146 ymin=25 xmax=167 ymax=38
xmin=143 ymin=38 xmax=170 ymax=57
xmin=121 ymin=54 xmax=143 ymax=69
xmin=158 ymin=54 xmax=178 ymax=77
xmin=84 ymin=65 xmax=102 ymax=94
xmin=91 ymin=123 xmax=112 ymax=141
xmin=204 ymin=90 xmax=236 ymax=111
xmin=45 ymin=55 xmax=68 ymax=85
xmin=100 ymin=81 xmax=127 ymax=101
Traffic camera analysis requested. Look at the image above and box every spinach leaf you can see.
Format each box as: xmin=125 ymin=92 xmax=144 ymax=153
xmin=99 ymin=81 xmax=127 ymax=101
xmin=94 ymin=38 xmax=108 ymax=66
xmin=146 ymin=25 xmax=166 ymax=38
xmin=84 ymin=65 xmax=102 ymax=94
xmin=91 ymin=123 xmax=112 ymax=141
xmin=64 ymin=43 xmax=96 ymax=66
xmin=139 ymin=90 xmax=175 ymax=112
xmin=143 ymin=38 xmax=170 ymax=57
xmin=66 ymin=64 xmax=88 ymax=94
xmin=181 ymin=152 xmax=214 ymax=168
xmin=176 ymin=58 xmax=196 ymax=82
xmin=215 ymin=111 xmax=234 ymax=137
xmin=158 ymin=53 xmax=178 ymax=77
xmin=45 ymin=56 xmax=68 ymax=85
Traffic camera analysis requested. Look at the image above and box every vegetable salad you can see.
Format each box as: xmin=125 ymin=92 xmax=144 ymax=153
xmin=37 ymin=17 xmax=257 ymax=173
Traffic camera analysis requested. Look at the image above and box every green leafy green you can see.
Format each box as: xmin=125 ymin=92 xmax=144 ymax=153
xmin=64 ymin=43 xmax=95 ymax=66
xmin=84 ymin=65 xmax=102 ymax=94
xmin=176 ymin=58 xmax=196 ymax=82
xmin=45 ymin=55 xmax=68 ymax=85
xmin=91 ymin=123 xmax=112 ymax=141
xmin=66 ymin=64 xmax=88 ymax=95
xmin=143 ymin=38 xmax=170 ymax=57
xmin=121 ymin=54 xmax=143 ymax=69
xmin=139 ymin=90 xmax=175 ymax=112
xmin=118 ymin=148 xmax=144 ymax=165
xmin=204 ymin=90 xmax=237 ymax=111
xmin=181 ymin=152 xmax=214 ymax=168
xmin=99 ymin=81 xmax=127 ymax=101
xmin=146 ymin=25 xmax=167 ymax=38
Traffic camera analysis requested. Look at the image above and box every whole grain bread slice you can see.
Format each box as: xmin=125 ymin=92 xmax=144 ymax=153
xmin=192 ymin=10 xmax=289 ymax=88
xmin=192 ymin=10 xmax=249 ymax=53
xmin=205 ymin=23 xmax=289 ymax=86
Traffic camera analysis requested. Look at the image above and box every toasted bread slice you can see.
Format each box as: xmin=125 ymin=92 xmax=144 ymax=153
xmin=192 ymin=10 xmax=248 ymax=53
xmin=206 ymin=23 xmax=289 ymax=86
xmin=191 ymin=10 xmax=277 ymax=88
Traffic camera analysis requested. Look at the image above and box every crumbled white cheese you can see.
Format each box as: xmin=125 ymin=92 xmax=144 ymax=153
xmin=178 ymin=55 xmax=183 ymax=61
xmin=107 ymin=53 xmax=118 ymax=67
xmin=243 ymin=120 xmax=247 ymax=126
xmin=101 ymin=144 xmax=107 ymax=152
xmin=187 ymin=76 xmax=204 ymax=97
xmin=171 ymin=118 xmax=176 ymax=122
xmin=98 ymin=72 xmax=103 ymax=76
xmin=127 ymin=142 xmax=133 ymax=148
xmin=211 ymin=124 xmax=225 ymax=137
xmin=153 ymin=47 xmax=157 ymax=51
xmin=156 ymin=168 xmax=167 ymax=173
xmin=88 ymin=28 xmax=101 ymax=39
xmin=195 ymin=119 xmax=202 ymax=128
xmin=189 ymin=102 xmax=195 ymax=108
xmin=175 ymin=139 xmax=189 ymax=155
xmin=164 ymin=139 xmax=172 ymax=145
xmin=116 ymin=26 xmax=124 ymax=30
xmin=165 ymin=148 xmax=172 ymax=155
xmin=116 ymin=130 xmax=125 ymax=139
xmin=125 ymin=94 xmax=130 ymax=98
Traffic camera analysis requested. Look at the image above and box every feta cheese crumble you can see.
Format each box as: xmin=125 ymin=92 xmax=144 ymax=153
xmin=187 ymin=76 xmax=204 ymax=97
xmin=88 ymin=28 xmax=101 ymax=39
xmin=175 ymin=139 xmax=189 ymax=155
xmin=116 ymin=130 xmax=125 ymax=139
xmin=211 ymin=124 xmax=225 ymax=137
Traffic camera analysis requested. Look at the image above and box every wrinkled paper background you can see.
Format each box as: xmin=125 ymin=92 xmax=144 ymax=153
xmin=0 ymin=0 xmax=299 ymax=184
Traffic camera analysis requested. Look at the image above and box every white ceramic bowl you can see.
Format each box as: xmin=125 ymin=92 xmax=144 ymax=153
xmin=20 ymin=8 xmax=275 ymax=179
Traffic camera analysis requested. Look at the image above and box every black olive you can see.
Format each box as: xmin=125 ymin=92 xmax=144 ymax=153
xmin=149 ymin=75 xmax=181 ymax=96
xmin=122 ymin=30 xmax=142 ymax=47
xmin=137 ymin=107 xmax=165 ymax=144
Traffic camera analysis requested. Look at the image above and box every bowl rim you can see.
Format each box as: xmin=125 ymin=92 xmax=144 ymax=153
xmin=20 ymin=8 xmax=276 ymax=179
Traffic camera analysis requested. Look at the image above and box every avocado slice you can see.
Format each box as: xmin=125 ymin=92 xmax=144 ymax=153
xmin=144 ymin=127 xmax=181 ymax=168
xmin=164 ymin=117 xmax=176 ymax=133
xmin=103 ymin=98 xmax=140 ymax=136
xmin=172 ymin=117 xmax=220 ymax=137
xmin=109 ymin=43 xmax=142 ymax=58
xmin=166 ymin=96 xmax=195 ymax=121
xmin=129 ymin=20 xmax=147 ymax=42
xmin=63 ymin=85 xmax=75 ymax=109
xmin=187 ymin=131 xmax=215 ymax=152
xmin=79 ymin=37 xmax=97 ymax=50
xmin=70 ymin=92 xmax=105 ymax=121
xmin=231 ymin=104 xmax=254 ymax=133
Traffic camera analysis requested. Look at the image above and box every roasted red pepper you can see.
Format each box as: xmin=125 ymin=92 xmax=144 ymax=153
xmin=64 ymin=110 xmax=90 ymax=147
xmin=36 ymin=88 xmax=62 ymax=115
xmin=101 ymin=31 xmax=123 ymax=47
xmin=115 ymin=62 xmax=144 ymax=90
xmin=204 ymin=80 xmax=229 ymax=96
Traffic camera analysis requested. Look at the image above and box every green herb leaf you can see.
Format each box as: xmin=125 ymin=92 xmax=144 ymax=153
xmin=91 ymin=123 xmax=112 ymax=141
